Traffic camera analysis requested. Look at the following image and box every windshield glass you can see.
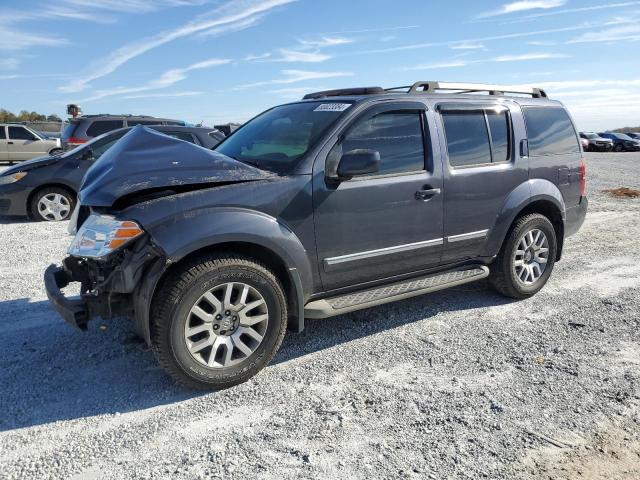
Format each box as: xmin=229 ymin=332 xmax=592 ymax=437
xmin=61 ymin=130 xmax=126 ymax=158
xmin=585 ymin=133 xmax=599 ymax=139
xmin=215 ymin=101 xmax=353 ymax=173
xmin=614 ymin=133 xmax=632 ymax=140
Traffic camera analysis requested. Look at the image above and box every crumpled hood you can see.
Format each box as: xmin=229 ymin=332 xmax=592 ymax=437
xmin=79 ymin=125 xmax=275 ymax=207
xmin=1 ymin=154 xmax=59 ymax=175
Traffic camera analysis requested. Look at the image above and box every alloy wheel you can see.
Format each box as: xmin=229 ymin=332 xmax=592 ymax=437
xmin=512 ymin=228 xmax=549 ymax=285
xmin=38 ymin=193 xmax=71 ymax=221
xmin=184 ymin=282 xmax=269 ymax=368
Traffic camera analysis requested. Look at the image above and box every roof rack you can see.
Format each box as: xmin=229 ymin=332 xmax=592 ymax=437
xmin=403 ymin=81 xmax=548 ymax=98
xmin=303 ymin=87 xmax=384 ymax=100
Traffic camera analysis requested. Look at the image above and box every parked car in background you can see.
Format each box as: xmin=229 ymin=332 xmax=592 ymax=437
xmin=61 ymin=114 xmax=186 ymax=148
xmin=0 ymin=125 xmax=224 ymax=221
xmin=580 ymin=136 xmax=589 ymax=151
xmin=579 ymin=132 xmax=613 ymax=152
xmin=45 ymin=81 xmax=587 ymax=390
xmin=214 ymin=123 xmax=242 ymax=136
xmin=623 ymin=132 xmax=640 ymax=140
xmin=598 ymin=132 xmax=640 ymax=152
xmin=1 ymin=123 xmax=62 ymax=163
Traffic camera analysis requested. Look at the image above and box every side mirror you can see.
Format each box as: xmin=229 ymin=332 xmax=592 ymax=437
xmin=336 ymin=149 xmax=380 ymax=180
xmin=81 ymin=148 xmax=94 ymax=161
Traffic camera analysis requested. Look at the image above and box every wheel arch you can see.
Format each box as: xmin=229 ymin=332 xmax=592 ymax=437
xmin=485 ymin=179 xmax=566 ymax=261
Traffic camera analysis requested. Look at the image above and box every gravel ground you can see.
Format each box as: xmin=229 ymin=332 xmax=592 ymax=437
xmin=0 ymin=153 xmax=639 ymax=480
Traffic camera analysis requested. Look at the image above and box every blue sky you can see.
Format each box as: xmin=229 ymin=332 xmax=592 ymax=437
xmin=1 ymin=0 xmax=639 ymax=130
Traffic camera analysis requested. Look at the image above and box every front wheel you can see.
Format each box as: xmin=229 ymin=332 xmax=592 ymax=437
xmin=30 ymin=187 xmax=75 ymax=221
xmin=151 ymin=253 xmax=287 ymax=390
xmin=489 ymin=214 xmax=557 ymax=299
xmin=614 ymin=144 xmax=624 ymax=152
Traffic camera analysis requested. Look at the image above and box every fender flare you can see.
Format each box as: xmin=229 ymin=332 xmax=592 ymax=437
xmin=483 ymin=179 xmax=566 ymax=257
xmin=133 ymin=208 xmax=313 ymax=344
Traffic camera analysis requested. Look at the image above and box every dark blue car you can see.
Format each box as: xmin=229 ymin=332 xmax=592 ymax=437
xmin=598 ymin=132 xmax=640 ymax=152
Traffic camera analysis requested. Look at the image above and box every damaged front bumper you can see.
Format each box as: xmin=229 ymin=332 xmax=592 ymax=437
xmin=44 ymin=237 xmax=166 ymax=332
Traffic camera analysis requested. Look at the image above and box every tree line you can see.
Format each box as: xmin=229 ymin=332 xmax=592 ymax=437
xmin=0 ymin=109 xmax=62 ymax=123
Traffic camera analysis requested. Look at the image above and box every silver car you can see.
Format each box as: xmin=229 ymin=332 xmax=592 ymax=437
xmin=0 ymin=124 xmax=62 ymax=164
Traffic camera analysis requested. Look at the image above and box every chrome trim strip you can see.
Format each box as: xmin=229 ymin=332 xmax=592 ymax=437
xmin=324 ymin=238 xmax=444 ymax=266
xmin=446 ymin=229 xmax=489 ymax=243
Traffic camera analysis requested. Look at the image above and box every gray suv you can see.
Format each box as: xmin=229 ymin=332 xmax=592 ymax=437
xmin=61 ymin=114 xmax=185 ymax=148
xmin=45 ymin=81 xmax=587 ymax=390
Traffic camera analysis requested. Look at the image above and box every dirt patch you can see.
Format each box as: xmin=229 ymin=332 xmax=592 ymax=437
xmin=602 ymin=187 xmax=640 ymax=198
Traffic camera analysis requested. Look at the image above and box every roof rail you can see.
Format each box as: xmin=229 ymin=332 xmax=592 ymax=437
xmin=303 ymin=87 xmax=384 ymax=100
xmin=406 ymin=81 xmax=548 ymax=98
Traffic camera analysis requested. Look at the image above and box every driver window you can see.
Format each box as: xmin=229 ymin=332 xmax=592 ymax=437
xmin=91 ymin=139 xmax=120 ymax=159
xmin=8 ymin=126 xmax=37 ymax=141
xmin=341 ymin=110 xmax=426 ymax=176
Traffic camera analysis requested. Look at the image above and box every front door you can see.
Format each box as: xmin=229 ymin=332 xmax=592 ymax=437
xmin=313 ymin=102 xmax=444 ymax=291
xmin=7 ymin=126 xmax=41 ymax=161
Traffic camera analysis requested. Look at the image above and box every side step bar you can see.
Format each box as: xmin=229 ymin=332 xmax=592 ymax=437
xmin=304 ymin=266 xmax=489 ymax=319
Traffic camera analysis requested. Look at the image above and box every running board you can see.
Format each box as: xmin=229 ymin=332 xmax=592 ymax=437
xmin=304 ymin=266 xmax=489 ymax=319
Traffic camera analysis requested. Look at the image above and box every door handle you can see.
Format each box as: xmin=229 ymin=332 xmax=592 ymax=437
xmin=7 ymin=141 xmax=13 ymax=145
xmin=415 ymin=188 xmax=441 ymax=200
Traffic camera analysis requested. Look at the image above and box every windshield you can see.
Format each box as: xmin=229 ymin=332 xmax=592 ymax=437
xmin=215 ymin=101 xmax=353 ymax=173
xmin=614 ymin=133 xmax=632 ymax=140
xmin=61 ymin=130 xmax=125 ymax=158
xmin=585 ymin=133 xmax=599 ymax=139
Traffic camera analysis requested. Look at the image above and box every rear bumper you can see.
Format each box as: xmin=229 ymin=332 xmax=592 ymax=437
xmin=565 ymin=196 xmax=588 ymax=238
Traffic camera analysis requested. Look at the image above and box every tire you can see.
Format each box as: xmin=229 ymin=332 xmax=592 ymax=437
xmin=489 ymin=213 xmax=557 ymax=299
xmin=30 ymin=186 xmax=75 ymax=222
xmin=151 ymin=253 xmax=288 ymax=390
xmin=615 ymin=144 xmax=623 ymax=152
xmin=49 ymin=148 xmax=63 ymax=156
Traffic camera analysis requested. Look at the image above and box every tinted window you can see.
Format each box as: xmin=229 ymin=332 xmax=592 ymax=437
xmin=166 ymin=132 xmax=196 ymax=143
xmin=442 ymin=111 xmax=491 ymax=167
xmin=91 ymin=138 xmax=121 ymax=159
xmin=0 ymin=127 xmax=5 ymax=140
xmin=127 ymin=120 xmax=162 ymax=126
xmin=523 ymin=107 xmax=579 ymax=156
xmin=8 ymin=126 xmax=37 ymax=141
xmin=86 ymin=120 xmax=124 ymax=137
xmin=342 ymin=111 xmax=425 ymax=175
xmin=487 ymin=110 xmax=510 ymax=163
xmin=216 ymin=101 xmax=352 ymax=174
xmin=164 ymin=121 xmax=185 ymax=126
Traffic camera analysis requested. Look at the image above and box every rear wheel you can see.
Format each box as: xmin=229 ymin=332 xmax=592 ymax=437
xmin=615 ymin=144 xmax=624 ymax=152
xmin=30 ymin=187 xmax=75 ymax=221
xmin=151 ymin=253 xmax=287 ymax=390
xmin=489 ymin=214 xmax=557 ymax=299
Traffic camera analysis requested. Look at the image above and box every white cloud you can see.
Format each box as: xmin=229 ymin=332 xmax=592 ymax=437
xmin=568 ymin=24 xmax=640 ymax=44
xmin=495 ymin=1 xmax=640 ymax=24
xmin=0 ymin=58 xmax=20 ymax=70
xmin=79 ymin=58 xmax=230 ymax=101
xmin=235 ymin=70 xmax=353 ymax=89
xmin=449 ymin=41 xmax=485 ymax=50
xmin=478 ymin=0 xmax=566 ymax=18
xmin=245 ymin=52 xmax=271 ymax=61
xmin=298 ymin=37 xmax=353 ymax=48
xmin=60 ymin=0 xmax=296 ymax=93
xmin=121 ymin=91 xmax=204 ymax=99
xmin=0 ymin=26 xmax=67 ymax=50
xmin=492 ymin=52 xmax=568 ymax=61
xmin=271 ymin=49 xmax=332 ymax=63
xmin=403 ymin=52 xmax=569 ymax=71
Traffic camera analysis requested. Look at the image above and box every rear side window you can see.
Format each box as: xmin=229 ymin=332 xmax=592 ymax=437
xmin=0 ymin=127 xmax=5 ymax=140
xmin=164 ymin=121 xmax=185 ymax=126
xmin=342 ymin=111 xmax=425 ymax=175
xmin=441 ymin=109 xmax=511 ymax=167
xmin=86 ymin=120 xmax=124 ymax=137
xmin=523 ymin=107 xmax=580 ymax=156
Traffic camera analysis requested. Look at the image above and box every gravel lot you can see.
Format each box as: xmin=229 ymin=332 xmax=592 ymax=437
xmin=1 ymin=153 xmax=639 ymax=479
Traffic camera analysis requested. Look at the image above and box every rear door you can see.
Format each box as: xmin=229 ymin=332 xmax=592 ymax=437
xmin=436 ymin=102 xmax=528 ymax=262
xmin=0 ymin=126 xmax=7 ymax=161
xmin=313 ymin=101 xmax=444 ymax=290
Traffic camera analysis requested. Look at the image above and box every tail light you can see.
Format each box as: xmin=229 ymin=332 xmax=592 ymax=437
xmin=68 ymin=136 xmax=86 ymax=144
xmin=581 ymin=157 xmax=586 ymax=197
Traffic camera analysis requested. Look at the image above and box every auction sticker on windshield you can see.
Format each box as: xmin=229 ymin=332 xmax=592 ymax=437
xmin=314 ymin=103 xmax=351 ymax=112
